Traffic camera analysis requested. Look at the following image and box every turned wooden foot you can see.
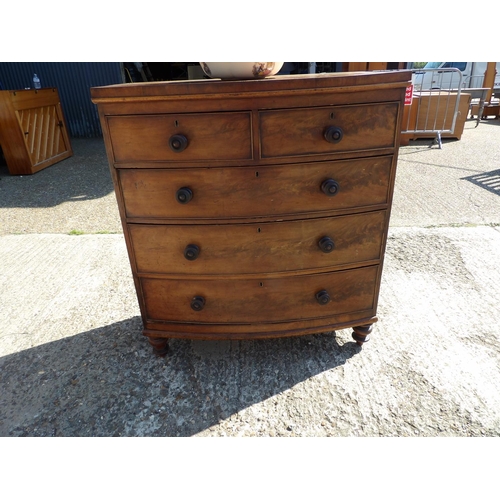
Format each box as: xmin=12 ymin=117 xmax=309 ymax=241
xmin=352 ymin=324 xmax=373 ymax=347
xmin=147 ymin=337 xmax=169 ymax=356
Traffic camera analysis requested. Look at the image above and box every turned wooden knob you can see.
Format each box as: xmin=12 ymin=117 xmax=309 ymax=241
xmin=315 ymin=290 xmax=331 ymax=305
xmin=321 ymin=179 xmax=340 ymax=196
xmin=176 ymin=187 xmax=193 ymax=204
xmin=191 ymin=296 xmax=205 ymax=311
xmin=318 ymin=236 xmax=335 ymax=253
xmin=324 ymin=126 xmax=343 ymax=144
xmin=169 ymin=134 xmax=188 ymax=152
xmin=184 ymin=244 xmax=200 ymax=261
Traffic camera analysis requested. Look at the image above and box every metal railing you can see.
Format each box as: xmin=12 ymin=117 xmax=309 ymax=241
xmin=401 ymin=68 xmax=464 ymax=148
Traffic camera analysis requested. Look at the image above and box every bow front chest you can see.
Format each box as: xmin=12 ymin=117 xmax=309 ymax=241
xmin=91 ymin=71 xmax=410 ymax=355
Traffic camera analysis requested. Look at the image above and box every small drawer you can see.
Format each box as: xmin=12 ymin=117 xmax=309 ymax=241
xmin=129 ymin=211 xmax=386 ymax=276
xmin=259 ymin=103 xmax=399 ymax=158
xmin=108 ymin=112 xmax=252 ymax=162
xmin=141 ymin=265 xmax=378 ymax=324
xmin=119 ymin=156 xmax=393 ymax=220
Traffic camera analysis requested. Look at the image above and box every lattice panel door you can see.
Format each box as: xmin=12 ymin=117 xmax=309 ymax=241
xmin=18 ymin=104 xmax=68 ymax=166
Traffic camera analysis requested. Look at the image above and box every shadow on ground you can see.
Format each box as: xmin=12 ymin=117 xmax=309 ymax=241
xmin=0 ymin=138 xmax=113 ymax=208
xmin=461 ymin=169 xmax=500 ymax=196
xmin=0 ymin=318 xmax=358 ymax=436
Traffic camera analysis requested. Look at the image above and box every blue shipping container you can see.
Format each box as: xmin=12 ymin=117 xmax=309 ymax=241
xmin=0 ymin=62 xmax=123 ymax=137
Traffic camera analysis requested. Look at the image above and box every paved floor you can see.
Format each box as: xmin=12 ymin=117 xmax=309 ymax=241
xmin=1 ymin=118 xmax=499 ymax=437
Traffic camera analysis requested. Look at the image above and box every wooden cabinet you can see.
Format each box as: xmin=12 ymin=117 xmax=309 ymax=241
xmin=91 ymin=71 xmax=410 ymax=355
xmin=0 ymin=88 xmax=72 ymax=175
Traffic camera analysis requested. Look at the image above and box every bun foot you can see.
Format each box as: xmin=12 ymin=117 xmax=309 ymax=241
xmin=147 ymin=337 xmax=169 ymax=356
xmin=352 ymin=324 xmax=373 ymax=347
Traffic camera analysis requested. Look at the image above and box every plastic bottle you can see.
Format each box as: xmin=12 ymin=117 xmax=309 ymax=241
xmin=33 ymin=74 xmax=41 ymax=89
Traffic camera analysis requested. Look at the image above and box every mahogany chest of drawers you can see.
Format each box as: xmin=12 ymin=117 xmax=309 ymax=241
xmin=91 ymin=71 xmax=410 ymax=355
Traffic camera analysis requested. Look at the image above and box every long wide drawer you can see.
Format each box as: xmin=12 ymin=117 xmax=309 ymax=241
xmin=259 ymin=102 xmax=399 ymax=158
xmin=129 ymin=211 xmax=386 ymax=276
xmin=108 ymin=112 xmax=252 ymax=162
xmin=141 ymin=265 xmax=379 ymax=325
xmin=119 ymin=156 xmax=393 ymax=220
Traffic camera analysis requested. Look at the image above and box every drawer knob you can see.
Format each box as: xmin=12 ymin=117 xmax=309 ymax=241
xmin=315 ymin=290 xmax=331 ymax=305
xmin=321 ymin=179 xmax=340 ymax=196
xmin=324 ymin=126 xmax=343 ymax=144
xmin=184 ymin=244 xmax=200 ymax=261
xmin=191 ymin=296 xmax=205 ymax=311
xmin=169 ymin=134 xmax=188 ymax=152
xmin=318 ymin=236 xmax=335 ymax=253
xmin=176 ymin=187 xmax=193 ymax=204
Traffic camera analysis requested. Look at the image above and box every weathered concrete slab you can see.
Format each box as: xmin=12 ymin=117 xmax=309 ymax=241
xmin=0 ymin=227 xmax=499 ymax=436
xmin=1 ymin=120 xmax=499 ymax=436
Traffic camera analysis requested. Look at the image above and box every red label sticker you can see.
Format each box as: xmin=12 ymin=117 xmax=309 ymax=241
xmin=405 ymin=84 xmax=413 ymax=105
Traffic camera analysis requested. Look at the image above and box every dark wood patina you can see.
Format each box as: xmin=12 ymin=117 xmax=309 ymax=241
xmin=91 ymin=71 xmax=410 ymax=355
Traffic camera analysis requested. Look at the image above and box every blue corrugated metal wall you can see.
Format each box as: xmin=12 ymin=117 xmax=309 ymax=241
xmin=0 ymin=62 xmax=123 ymax=137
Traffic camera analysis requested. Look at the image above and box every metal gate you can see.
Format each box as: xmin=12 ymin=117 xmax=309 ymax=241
xmin=401 ymin=68 xmax=464 ymax=148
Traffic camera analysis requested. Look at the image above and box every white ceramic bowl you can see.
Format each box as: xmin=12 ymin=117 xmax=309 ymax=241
xmin=199 ymin=62 xmax=284 ymax=79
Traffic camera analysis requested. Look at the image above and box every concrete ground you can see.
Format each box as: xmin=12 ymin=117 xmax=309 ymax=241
xmin=1 ymin=118 xmax=499 ymax=437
